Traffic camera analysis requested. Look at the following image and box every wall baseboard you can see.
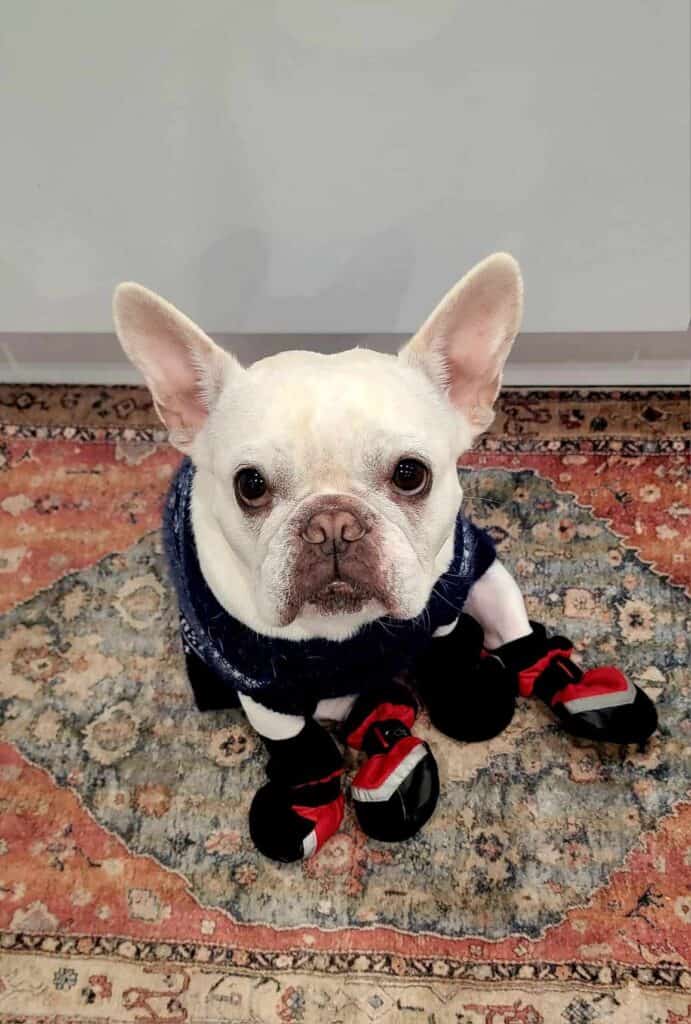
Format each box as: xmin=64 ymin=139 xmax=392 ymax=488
xmin=503 ymin=361 xmax=690 ymax=386
xmin=1 ymin=331 xmax=689 ymax=387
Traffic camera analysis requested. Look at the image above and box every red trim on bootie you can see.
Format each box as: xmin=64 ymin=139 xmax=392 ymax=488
xmin=291 ymin=795 xmax=345 ymax=852
xmin=551 ymin=666 xmax=631 ymax=709
xmin=351 ymin=735 xmax=422 ymax=792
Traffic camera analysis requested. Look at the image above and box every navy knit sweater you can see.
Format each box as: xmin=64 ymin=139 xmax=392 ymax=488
xmin=163 ymin=459 xmax=496 ymax=716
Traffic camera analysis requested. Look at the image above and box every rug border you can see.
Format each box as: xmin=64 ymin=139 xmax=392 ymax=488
xmin=1 ymin=932 xmax=688 ymax=991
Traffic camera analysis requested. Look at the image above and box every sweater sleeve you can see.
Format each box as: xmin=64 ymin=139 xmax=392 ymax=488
xmin=425 ymin=514 xmax=497 ymax=633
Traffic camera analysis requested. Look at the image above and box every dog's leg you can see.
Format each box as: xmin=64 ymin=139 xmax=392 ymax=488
xmin=413 ymin=559 xmax=526 ymax=741
xmin=417 ymin=560 xmax=658 ymax=746
xmin=237 ymin=694 xmax=345 ymax=862
xmin=184 ymin=649 xmax=241 ymax=711
xmin=239 ymin=694 xmax=306 ymax=740
xmin=314 ymin=695 xmax=357 ymax=723
xmin=462 ymin=560 xmax=532 ymax=649
xmin=465 ymin=560 xmax=657 ymax=743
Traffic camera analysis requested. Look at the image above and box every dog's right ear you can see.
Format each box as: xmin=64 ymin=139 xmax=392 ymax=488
xmin=113 ymin=283 xmax=241 ymax=453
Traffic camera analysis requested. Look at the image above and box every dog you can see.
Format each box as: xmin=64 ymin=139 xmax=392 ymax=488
xmin=113 ymin=253 xmax=657 ymax=862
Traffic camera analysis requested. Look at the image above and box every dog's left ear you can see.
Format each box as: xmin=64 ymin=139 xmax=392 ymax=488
xmin=399 ymin=253 xmax=523 ymax=436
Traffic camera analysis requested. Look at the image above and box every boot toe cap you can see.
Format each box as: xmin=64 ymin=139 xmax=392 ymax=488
xmin=353 ymin=745 xmax=439 ymax=843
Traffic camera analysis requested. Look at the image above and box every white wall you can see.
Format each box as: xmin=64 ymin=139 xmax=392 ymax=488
xmin=1 ymin=0 xmax=689 ymax=335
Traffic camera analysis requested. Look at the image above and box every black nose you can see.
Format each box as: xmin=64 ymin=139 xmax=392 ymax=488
xmin=301 ymin=509 xmax=367 ymax=555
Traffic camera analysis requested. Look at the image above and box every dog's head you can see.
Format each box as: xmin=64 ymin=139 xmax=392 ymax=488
xmin=113 ymin=253 xmax=522 ymax=637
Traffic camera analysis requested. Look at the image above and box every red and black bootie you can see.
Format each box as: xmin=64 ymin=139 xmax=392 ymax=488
xmin=494 ymin=622 xmax=658 ymax=745
xmin=249 ymin=720 xmax=345 ymax=862
xmin=343 ymin=683 xmax=439 ymax=843
xmin=415 ymin=614 xmax=518 ymax=742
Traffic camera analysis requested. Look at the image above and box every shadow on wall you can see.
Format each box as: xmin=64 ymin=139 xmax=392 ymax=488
xmin=199 ymin=222 xmax=417 ymax=335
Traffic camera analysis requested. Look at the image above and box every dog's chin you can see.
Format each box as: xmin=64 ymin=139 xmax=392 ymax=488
xmin=304 ymin=580 xmax=375 ymax=617
xmin=271 ymin=572 xmax=395 ymax=629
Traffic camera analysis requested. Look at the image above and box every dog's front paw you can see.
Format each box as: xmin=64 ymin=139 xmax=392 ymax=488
xmin=350 ymin=727 xmax=439 ymax=843
xmin=497 ymin=622 xmax=658 ymax=745
xmin=344 ymin=684 xmax=439 ymax=842
xmin=249 ymin=781 xmax=344 ymax=863
xmin=250 ymin=719 xmax=345 ymax=862
xmin=415 ymin=614 xmax=517 ymax=742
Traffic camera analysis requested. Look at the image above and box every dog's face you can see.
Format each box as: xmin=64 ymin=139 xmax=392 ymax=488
xmin=187 ymin=347 xmax=468 ymax=629
xmin=113 ymin=253 xmax=522 ymax=636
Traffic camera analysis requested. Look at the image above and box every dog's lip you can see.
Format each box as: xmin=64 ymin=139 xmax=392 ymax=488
xmin=305 ymin=579 xmax=367 ymax=602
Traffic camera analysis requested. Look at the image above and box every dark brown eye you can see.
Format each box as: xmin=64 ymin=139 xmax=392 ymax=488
xmin=234 ymin=467 xmax=270 ymax=508
xmin=392 ymin=458 xmax=430 ymax=495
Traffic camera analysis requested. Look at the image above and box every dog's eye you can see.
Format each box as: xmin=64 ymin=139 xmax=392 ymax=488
xmin=234 ymin=467 xmax=270 ymax=508
xmin=391 ymin=458 xmax=430 ymax=495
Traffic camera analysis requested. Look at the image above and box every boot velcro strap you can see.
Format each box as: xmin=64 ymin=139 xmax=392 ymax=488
xmin=285 ymin=771 xmax=343 ymax=807
xmin=361 ymin=719 xmax=411 ymax=756
xmin=346 ymin=701 xmax=416 ymax=750
xmin=517 ymin=646 xmax=574 ymax=698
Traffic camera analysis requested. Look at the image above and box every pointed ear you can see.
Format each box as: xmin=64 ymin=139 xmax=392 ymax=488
xmin=399 ymin=253 xmax=523 ymax=436
xmin=113 ymin=283 xmax=241 ymax=453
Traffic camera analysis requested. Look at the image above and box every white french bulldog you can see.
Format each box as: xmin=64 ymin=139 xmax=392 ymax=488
xmin=113 ymin=252 xmax=654 ymax=862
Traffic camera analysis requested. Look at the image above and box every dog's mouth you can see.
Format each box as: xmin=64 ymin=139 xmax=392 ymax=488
xmin=304 ymin=579 xmax=375 ymax=616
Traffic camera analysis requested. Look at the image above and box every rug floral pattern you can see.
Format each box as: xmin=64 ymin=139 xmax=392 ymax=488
xmin=0 ymin=386 xmax=688 ymax=1022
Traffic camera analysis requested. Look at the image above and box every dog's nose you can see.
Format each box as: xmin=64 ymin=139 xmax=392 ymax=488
xmin=301 ymin=509 xmax=367 ymax=555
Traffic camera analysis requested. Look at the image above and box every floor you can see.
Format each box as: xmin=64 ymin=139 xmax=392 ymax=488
xmin=0 ymin=385 xmax=689 ymax=1023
